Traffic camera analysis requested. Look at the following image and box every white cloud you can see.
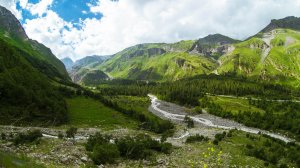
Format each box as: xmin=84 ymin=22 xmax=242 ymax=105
xmin=21 ymin=0 xmax=53 ymax=16
xmin=0 ymin=0 xmax=22 ymax=19
xmin=2 ymin=0 xmax=300 ymax=60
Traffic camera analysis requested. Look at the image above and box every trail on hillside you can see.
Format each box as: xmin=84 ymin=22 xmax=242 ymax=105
xmin=148 ymin=94 xmax=294 ymax=143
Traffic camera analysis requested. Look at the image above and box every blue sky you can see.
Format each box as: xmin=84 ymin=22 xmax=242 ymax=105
xmin=1 ymin=0 xmax=300 ymax=60
xmin=16 ymin=0 xmax=102 ymax=25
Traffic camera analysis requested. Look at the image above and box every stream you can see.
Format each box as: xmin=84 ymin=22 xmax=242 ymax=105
xmin=148 ymin=94 xmax=294 ymax=143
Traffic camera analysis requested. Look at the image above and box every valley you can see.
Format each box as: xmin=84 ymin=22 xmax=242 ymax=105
xmin=0 ymin=3 xmax=300 ymax=168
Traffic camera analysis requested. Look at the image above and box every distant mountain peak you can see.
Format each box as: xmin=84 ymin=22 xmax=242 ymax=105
xmin=189 ymin=34 xmax=238 ymax=58
xmin=261 ymin=16 xmax=300 ymax=32
xmin=197 ymin=34 xmax=238 ymax=45
xmin=61 ymin=57 xmax=74 ymax=70
xmin=0 ymin=6 xmax=28 ymax=39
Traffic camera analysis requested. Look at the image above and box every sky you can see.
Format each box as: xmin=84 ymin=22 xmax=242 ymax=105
xmin=1 ymin=0 xmax=300 ymax=60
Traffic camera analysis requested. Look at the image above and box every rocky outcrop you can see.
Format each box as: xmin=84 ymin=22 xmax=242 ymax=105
xmin=189 ymin=34 xmax=238 ymax=58
xmin=0 ymin=6 xmax=28 ymax=39
xmin=261 ymin=16 xmax=300 ymax=33
xmin=125 ymin=48 xmax=166 ymax=59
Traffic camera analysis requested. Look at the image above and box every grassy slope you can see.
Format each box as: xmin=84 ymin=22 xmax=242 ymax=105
xmin=65 ymin=96 xmax=138 ymax=129
xmin=108 ymin=95 xmax=159 ymax=121
xmin=218 ymin=29 xmax=300 ymax=86
xmin=207 ymin=95 xmax=265 ymax=114
xmin=0 ymin=31 xmax=69 ymax=81
xmin=0 ymin=151 xmax=45 ymax=168
xmin=97 ymin=41 xmax=217 ymax=81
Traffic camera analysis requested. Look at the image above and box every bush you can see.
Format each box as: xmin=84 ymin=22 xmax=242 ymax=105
xmin=160 ymin=129 xmax=175 ymax=143
xmin=214 ymin=132 xmax=226 ymax=142
xmin=116 ymin=134 xmax=157 ymax=159
xmin=186 ymin=134 xmax=209 ymax=143
xmin=184 ymin=115 xmax=194 ymax=128
xmin=91 ymin=143 xmax=120 ymax=165
xmin=13 ymin=130 xmax=42 ymax=145
xmin=85 ymin=133 xmax=110 ymax=152
xmin=1 ymin=133 xmax=6 ymax=140
xmin=66 ymin=127 xmax=77 ymax=139
xmin=213 ymin=139 xmax=219 ymax=145
xmin=58 ymin=132 xmax=64 ymax=139
xmin=86 ymin=133 xmax=172 ymax=164
xmin=194 ymin=106 xmax=203 ymax=114
xmin=160 ymin=142 xmax=172 ymax=154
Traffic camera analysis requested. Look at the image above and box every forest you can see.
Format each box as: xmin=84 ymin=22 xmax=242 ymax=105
xmin=0 ymin=39 xmax=69 ymax=126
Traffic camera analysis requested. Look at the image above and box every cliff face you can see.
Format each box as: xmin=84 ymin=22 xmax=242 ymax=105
xmin=0 ymin=6 xmax=28 ymax=39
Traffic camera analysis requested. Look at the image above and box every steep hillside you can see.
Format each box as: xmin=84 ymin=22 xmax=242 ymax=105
xmin=0 ymin=6 xmax=70 ymax=81
xmin=0 ymin=6 xmax=69 ymax=125
xmin=97 ymin=40 xmax=218 ymax=81
xmin=218 ymin=28 xmax=300 ymax=86
xmin=67 ymin=55 xmax=111 ymax=84
xmin=0 ymin=38 xmax=68 ymax=125
xmin=261 ymin=16 xmax=300 ymax=33
xmin=189 ymin=34 xmax=239 ymax=59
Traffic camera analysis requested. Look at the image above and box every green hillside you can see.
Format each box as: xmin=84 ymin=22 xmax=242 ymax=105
xmin=0 ymin=6 xmax=70 ymax=125
xmin=0 ymin=6 xmax=70 ymax=81
xmin=0 ymin=38 xmax=68 ymax=125
xmin=218 ymin=29 xmax=300 ymax=86
xmin=97 ymin=41 xmax=218 ymax=81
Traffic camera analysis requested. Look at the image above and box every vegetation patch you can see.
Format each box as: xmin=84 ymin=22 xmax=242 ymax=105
xmin=85 ymin=133 xmax=172 ymax=165
xmin=66 ymin=96 xmax=138 ymax=129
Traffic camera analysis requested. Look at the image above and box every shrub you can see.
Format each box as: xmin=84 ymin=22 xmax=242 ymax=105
xmin=58 ymin=132 xmax=64 ymax=139
xmin=91 ymin=143 xmax=120 ymax=165
xmin=66 ymin=127 xmax=77 ymax=139
xmin=213 ymin=139 xmax=219 ymax=145
xmin=194 ymin=106 xmax=203 ymax=114
xmin=13 ymin=130 xmax=42 ymax=145
xmin=214 ymin=132 xmax=226 ymax=142
xmin=1 ymin=133 xmax=6 ymax=140
xmin=86 ymin=133 xmax=172 ymax=164
xmin=186 ymin=134 xmax=209 ymax=143
xmin=85 ymin=133 xmax=110 ymax=152
xmin=160 ymin=129 xmax=175 ymax=142
xmin=184 ymin=115 xmax=194 ymax=128
xmin=160 ymin=142 xmax=172 ymax=154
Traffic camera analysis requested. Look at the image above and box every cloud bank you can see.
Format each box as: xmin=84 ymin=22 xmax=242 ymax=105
xmin=1 ymin=0 xmax=300 ymax=60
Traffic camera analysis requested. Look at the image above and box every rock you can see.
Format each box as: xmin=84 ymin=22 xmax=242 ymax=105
xmin=81 ymin=156 xmax=88 ymax=162
xmin=157 ymin=159 xmax=165 ymax=164
xmin=60 ymin=157 xmax=69 ymax=164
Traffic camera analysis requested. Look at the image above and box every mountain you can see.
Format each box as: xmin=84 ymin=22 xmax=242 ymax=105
xmin=0 ymin=6 xmax=69 ymax=125
xmin=0 ymin=6 xmax=28 ymax=39
xmin=67 ymin=55 xmax=111 ymax=84
xmin=96 ymin=40 xmax=219 ymax=81
xmin=0 ymin=6 xmax=70 ymax=81
xmin=189 ymin=34 xmax=239 ymax=59
xmin=73 ymin=55 xmax=111 ymax=68
xmin=261 ymin=16 xmax=300 ymax=33
xmin=217 ymin=17 xmax=300 ymax=85
xmin=61 ymin=57 xmax=74 ymax=70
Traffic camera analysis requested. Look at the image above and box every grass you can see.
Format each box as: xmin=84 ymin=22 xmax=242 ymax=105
xmin=218 ymin=28 xmax=300 ymax=87
xmin=208 ymin=95 xmax=265 ymax=114
xmin=65 ymin=96 xmax=138 ymax=129
xmin=0 ymin=151 xmax=45 ymax=168
xmin=118 ymin=131 xmax=272 ymax=167
xmin=97 ymin=42 xmax=218 ymax=81
xmin=108 ymin=95 xmax=155 ymax=119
